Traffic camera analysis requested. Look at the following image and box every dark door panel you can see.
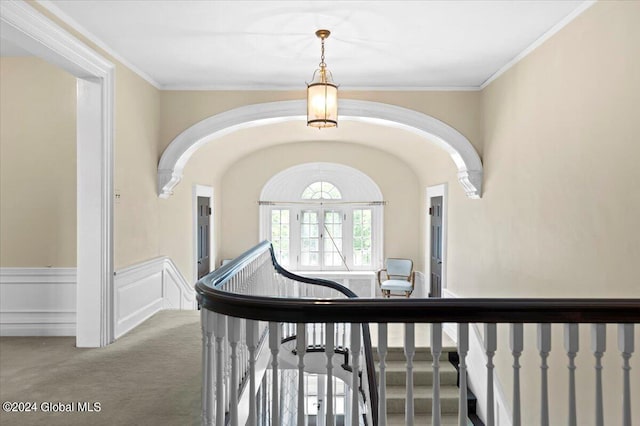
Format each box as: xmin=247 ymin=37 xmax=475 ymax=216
xmin=197 ymin=196 xmax=211 ymax=279
xmin=430 ymin=196 xmax=443 ymax=297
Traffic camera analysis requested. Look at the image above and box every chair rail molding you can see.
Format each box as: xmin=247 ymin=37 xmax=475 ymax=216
xmin=0 ymin=259 xmax=195 ymax=338
xmin=0 ymin=268 xmax=77 ymax=336
xmin=157 ymin=99 xmax=483 ymax=199
xmin=114 ymin=257 xmax=196 ymax=339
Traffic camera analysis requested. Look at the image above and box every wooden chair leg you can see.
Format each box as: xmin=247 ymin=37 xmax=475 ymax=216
xmin=405 ymin=291 xmax=411 ymax=298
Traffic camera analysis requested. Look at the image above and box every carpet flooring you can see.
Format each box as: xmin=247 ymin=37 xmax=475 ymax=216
xmin=0 ymin=310 xmax=202 ymax=426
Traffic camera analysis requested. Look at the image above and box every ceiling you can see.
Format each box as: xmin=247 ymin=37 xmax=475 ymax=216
xmin=0 ymin=37 xmax=32 ymax=57
xmin=37 ymin=0 xmax=591 ymax=90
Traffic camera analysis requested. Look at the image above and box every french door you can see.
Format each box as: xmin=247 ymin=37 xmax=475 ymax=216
xmin=300 ymin=209 xmax=345 ymax=270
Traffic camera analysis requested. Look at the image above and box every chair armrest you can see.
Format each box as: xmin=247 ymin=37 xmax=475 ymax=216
xmin=377 ymin=269 xmax=388 ymax=285
xmin=410 ymin=271 xmax=416 ymax=289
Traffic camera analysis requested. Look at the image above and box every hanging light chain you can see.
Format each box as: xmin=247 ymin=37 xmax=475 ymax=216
xmin=319 ymin=36 xmax=326 ymax=69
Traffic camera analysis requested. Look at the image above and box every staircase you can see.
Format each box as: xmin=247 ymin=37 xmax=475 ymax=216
xmin=374 ymin=346 xmax=469 ymax=426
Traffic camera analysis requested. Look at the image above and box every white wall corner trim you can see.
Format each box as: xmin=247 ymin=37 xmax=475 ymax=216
xmin=157 ymin=99 xmax=483 ymax=199
xmin=114 ymin=257 xmax=196 ymax=339
xmin=442 ymin=289 xmax=513 ymax=426
xmin=0 ymin=268 xmax=77 ymax=336
xmin=0 ymin=0 xmax=115 ymax=348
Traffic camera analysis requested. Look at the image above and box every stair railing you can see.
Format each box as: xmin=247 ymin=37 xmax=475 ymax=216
xmin=197 ymin=241 xmax=640 ymax=426
xmin=197 ymin=241 xmax=377 ymax=426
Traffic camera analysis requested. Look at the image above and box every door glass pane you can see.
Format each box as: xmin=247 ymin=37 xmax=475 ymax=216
xmin=323 ymin=210 xmax=343 ymax=267
xmin=353 ymin=209 xmax=372 ymax=266
xmin=301 ymin=210 xmax=320 ymax=267
xmin=270 ymin=209 xmax=290 ymax=266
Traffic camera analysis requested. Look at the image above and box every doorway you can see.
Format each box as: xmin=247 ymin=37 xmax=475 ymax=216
xmin=426 ymin=184 xmax=447 ymax=297
xmin=197 ymin=196 xmax=211 ymax=279
xmin=193 ymin=185 xmax=214 ymax=281
xmin=1 ymin=1 xmax=115 ymax=347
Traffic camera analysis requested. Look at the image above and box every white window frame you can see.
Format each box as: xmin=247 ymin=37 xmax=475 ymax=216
xmin=259 ymin=163 xmax=384 ymax=272
xmin=263 ymin=203 xmax=382 ymax=272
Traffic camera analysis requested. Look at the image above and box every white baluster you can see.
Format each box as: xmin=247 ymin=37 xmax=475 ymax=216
xmin=313 ymin=323 xmax=317 ymax=348
xmin=351 ymin=323 xmax=361 ymax=426
xmin=229 ymin=317 xmax=241 ymax=426
xmin=431 ymin=323 xmax=443 ymax=426
xmin=405 ymin=323 xmax=415 ymax=426
xmin=297 ymin=323 xmax=307 ymax=426
xmin=246 ymin=319 xmax=259 ymax=426
xmin=537 ymin=323 xmax=551 ymax=426
xmin=224 ymin=333 xmax=230 ymax=414
xmin=591 ymin=324 xmax=606 ymax=426
xmin=457 ymin=323 xmax=469 ymax=426
xmin=214 ymin=313 xmax=227 ymax=426
xmin=377 ymin=323 xmax=388 ymax=426
xmin=484 ymin=323 xmax=497 ymax=426
xmin=564 ymin=323 xmax=579 ymax=426
xmin=510 ymin=323 xmax=523 ymax=426
xmin=619 ymin=324 xmax=635 ymax=426
xmin=202 ymin=309 xmax=215 ymax=426
xmin=326 ymin=323 xmax=336 ymax=426
xmin=269 ymin=322 xmax=281 ymax=426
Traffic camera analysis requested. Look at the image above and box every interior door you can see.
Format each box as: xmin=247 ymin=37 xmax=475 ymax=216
xmin=197 ymin=196 xmax=211 ymax=279
xmin=430 ymin=196 xmax=443 ymax=297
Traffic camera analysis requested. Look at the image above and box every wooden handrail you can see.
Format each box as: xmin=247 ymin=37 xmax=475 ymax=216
xmin=196 ymin=290 xmax=640 ymax=324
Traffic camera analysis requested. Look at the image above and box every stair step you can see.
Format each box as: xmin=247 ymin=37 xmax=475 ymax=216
xmin=383 ymin=385 xmax=459 ymax=414
xmin=377 ymin=360 xmax=458 ymax=386
xmin=373 ymin=346 xmax=456 ymax=362
xmin=386 ymin=414 xmax=471 ymax=426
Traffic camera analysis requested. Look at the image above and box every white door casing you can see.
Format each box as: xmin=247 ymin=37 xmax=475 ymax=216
xmin=0 ymin=0 xmax=114 ymax=347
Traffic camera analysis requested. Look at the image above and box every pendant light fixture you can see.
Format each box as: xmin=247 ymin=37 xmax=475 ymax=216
xmin=307 ymin=29 xmax=338 ymax=128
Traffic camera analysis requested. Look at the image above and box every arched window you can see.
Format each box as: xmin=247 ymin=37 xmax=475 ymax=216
xmin=260 ymin=163 xmax=383 ymax=271
xmin=301 ymin=181 xmax=342 ymax=200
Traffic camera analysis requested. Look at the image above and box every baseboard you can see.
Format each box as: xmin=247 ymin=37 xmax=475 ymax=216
xmin=442 ymin=289 xmax=512 ymax=426
xmin=0 ymin=268 xmax=76 ymax=336
xmin=1 ymin=258 xmax=196 ymax=338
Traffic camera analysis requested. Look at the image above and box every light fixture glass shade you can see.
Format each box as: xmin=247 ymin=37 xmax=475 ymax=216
xmin=307 ymin=73 xmax=338 ymax=128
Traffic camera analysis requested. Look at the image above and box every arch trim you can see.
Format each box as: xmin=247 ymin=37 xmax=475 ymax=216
xmin=158 ymin=99 xmax=483 ymax=199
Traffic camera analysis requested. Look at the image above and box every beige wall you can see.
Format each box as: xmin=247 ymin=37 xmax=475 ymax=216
xmin=0 ymin=57 xmax=77 ymax=267
xmin=0 ymin=51 xmax=162 ymax=270
xmin=158 ymin=90 xmax=480 ymax=281
xmin=442 ymin=2 xmax=639 ymax=424
xmin=218 ymin=141 xmax=421 ymax=264
xmin=113 ymin=63 xmax=161 ymax=269
xmin=13 ymin=1 xmax=165 ymax=271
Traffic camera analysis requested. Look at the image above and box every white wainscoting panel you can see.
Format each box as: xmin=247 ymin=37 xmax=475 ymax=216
xmin=114 ymin=257 xmax=196 ymax=339
xmin=442 ymin=289 xmax=512 ymax=426
xmin=0 ymin=268 xmax=77 ymax=336
xmin=0 ymin=258 xmax=196 ymax=338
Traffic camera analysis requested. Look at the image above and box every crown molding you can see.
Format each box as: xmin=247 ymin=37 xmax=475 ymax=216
xmin=480 ymin=0 xmax=596 ymax=89
xmin=35 ymin=0 xmax=161 ymax=89
xmin=160 ymin=84 xmax=482 ymax=92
